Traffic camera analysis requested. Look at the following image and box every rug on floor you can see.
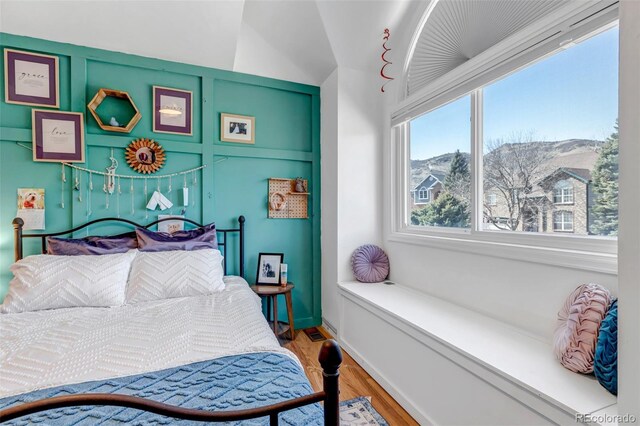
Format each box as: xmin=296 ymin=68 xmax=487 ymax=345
xmin=339 ymin=396 xmax=389 ymax=426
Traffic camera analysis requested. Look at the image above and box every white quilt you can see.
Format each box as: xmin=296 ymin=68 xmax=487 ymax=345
xmin=0 ymin=277 xmax=297 ymax=399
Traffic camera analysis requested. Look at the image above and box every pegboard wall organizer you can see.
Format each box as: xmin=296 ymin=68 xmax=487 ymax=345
xmin=268 ymin=178 xmax=309 ymax=219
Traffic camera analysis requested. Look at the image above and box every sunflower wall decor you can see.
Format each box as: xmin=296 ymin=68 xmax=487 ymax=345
xmin=125 ymin=138 xmax=166 ymax=174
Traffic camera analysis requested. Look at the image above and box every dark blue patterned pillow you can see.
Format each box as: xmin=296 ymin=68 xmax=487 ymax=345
xmin=594 ymin=299 xmax=617 ymax=395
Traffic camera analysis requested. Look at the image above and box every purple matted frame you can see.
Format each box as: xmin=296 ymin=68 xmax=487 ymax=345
xmin=4 ymin=49 xmax=59 ymax=108
xmin=153 ymin=86 xmax=193 ymax=135
xmin=32 ymin=109 xmax=85 ymax=163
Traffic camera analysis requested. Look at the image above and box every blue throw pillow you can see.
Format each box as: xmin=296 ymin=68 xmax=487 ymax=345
xmin=594 ymin=299 xmax=617 ymax=395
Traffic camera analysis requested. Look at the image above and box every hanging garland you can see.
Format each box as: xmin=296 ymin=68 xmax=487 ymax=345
xmin=59 ymin=158 xmax=204 ymax=179
xmin=16 ymin=141 xmax=205 ymax=221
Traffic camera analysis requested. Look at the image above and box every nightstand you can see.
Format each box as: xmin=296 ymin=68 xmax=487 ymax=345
xmin=252 ymin=284 xmax=295 ymax=340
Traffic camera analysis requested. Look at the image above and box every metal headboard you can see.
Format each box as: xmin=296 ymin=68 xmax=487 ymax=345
xmin=12 ymin=216 xmax=245 ymax=277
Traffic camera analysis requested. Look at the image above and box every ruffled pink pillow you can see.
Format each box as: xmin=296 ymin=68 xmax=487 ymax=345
xmin=554 ymin=284 xmax=611 ymax=373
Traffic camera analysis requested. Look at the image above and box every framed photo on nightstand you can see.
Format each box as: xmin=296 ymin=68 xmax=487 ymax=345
xmin=256 ymin=253 xmax=284 ymax=285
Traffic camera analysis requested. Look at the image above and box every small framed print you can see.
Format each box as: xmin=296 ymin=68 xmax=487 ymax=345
xmin=221 ymin=113 xmax=255 ymax=144
xmin=256 ymin=252 xmax=284 ymax=285
xmin=4 ymin=48 xmax=59 ymax=108
xmin=32 ymin=109 xmax=84 ymax=162
xmin=153 ymin=86 xmax=192 ymax=135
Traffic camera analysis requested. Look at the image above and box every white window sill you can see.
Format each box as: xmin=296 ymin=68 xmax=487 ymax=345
xmin=388 ymin=228 xmax=617 ymax=275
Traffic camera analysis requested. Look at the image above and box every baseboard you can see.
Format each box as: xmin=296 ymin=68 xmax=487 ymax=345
xmin=321 ymin=317 xmax=338 ymax=336
xmin=338 ymin=336 xmax=438 ymax=426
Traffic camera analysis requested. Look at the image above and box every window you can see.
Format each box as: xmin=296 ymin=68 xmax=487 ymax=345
xmin=409 ymin=96 xmax=471 ymax=229
xmin=418 ymin=188 xmax=428 ymax=200
xmin=397 ymin=21 xmax=618 ymax=241
xmin=554 ymin=211 xmax=574 ymax=232
xmin=482 ymin=25 xmax=617 ymax=236
xmin=553 ymin=181 xmax=574 ymax=204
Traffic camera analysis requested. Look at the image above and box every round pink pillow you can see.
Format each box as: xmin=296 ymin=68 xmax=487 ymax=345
xmin=554 ymin=284 xmax=611 ymax=373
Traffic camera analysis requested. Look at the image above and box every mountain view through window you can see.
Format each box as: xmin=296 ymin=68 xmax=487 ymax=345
xmin=409 ymin=25 xmax=618 ymax=237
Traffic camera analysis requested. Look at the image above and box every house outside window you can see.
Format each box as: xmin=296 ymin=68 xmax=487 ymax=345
xmin=554 ymin=211 xmax=574 ymax=232
xmin=554 ymin=181 xmax=574 ymax=204
xmin=397 ymin=20 xmax=618 ymax=240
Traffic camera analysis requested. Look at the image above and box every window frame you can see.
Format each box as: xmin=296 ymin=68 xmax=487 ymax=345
xmin=389 ymin=2 xmax=618 ymax=274
xmin=554 ymin=187 xmax=575 ymax=205
xmin=553 ymin=211 xmax=574 ymax=232
xmin=418 ymin=187 xmax=429 ymax=201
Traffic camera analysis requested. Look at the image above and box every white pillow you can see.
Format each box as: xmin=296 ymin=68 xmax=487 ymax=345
xmin=125 ymin=249 xmax=225 ymax=303
xmin=1 ymin=251 xmax=137 ymax=314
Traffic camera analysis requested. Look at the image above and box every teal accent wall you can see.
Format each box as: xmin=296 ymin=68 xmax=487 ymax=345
xmin=0 ymin=33 xmax=321 ymax=329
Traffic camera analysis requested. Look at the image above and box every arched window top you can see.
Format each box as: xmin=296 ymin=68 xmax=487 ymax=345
xmin=405 ymin=0 xmax=571 ymax=97
xmin=418 ymin=187 xmax=429 ymax=200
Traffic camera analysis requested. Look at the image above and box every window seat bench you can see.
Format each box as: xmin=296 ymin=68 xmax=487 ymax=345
xmin=337 ymin=281 xmax=617 ymax=425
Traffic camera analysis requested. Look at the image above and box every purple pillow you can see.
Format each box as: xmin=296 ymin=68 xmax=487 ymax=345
xmin=47 ymin=232 xmax=138 ymax=256
xmin=351 ymin=244 xmax=390 ymax=283
xmin=136 ymin=223 xmax=218 ymax=252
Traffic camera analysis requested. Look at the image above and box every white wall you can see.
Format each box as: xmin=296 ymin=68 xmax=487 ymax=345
xmin=321 ymin=69 xmax=340 ymax=331
xmin=321 ymin=67 xmax=383 ymax=332
xmin=384 ymin=242 xmax=617 ymax=340
xmin=617 ymin=0 xmax=640 ymax=420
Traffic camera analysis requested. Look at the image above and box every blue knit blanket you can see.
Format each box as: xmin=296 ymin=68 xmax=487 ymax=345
xmin=0 ymin=352 xmax=323 ymax=425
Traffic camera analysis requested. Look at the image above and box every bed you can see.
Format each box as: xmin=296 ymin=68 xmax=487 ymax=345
xmin=0 ymin=216 xmax=341 ymax=425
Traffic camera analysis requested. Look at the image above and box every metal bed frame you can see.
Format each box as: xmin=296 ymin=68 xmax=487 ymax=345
xmin=2 ymin=216 xmax=342 ymax=425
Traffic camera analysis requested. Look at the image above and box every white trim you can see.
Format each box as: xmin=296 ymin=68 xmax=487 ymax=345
xmin=471 ymin=89 xmax=483 ymax=231
xmin=388 ymin=230 xmax=616 ymax=274
xmin=321 ymin=318 xmax=338 ymax=337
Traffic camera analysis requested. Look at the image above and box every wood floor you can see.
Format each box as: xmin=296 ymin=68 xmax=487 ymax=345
xmin=282 ymin=327 xmax=419 ymax=426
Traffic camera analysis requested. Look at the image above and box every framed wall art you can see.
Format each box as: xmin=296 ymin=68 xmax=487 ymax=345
xmin=256 ymin=253 xmax=284 ymax=285
xmin=32 ymin=110 xmax=84 ymax=162
xmin=153 ymin=86 xmax=192 ymax=135
xmin=220 ymin=113 xmax=255 ymax=144
xmin=4 ymin=48 xmax=59 ymax=108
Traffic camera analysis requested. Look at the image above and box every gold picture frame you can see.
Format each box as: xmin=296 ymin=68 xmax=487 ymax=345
xmin=220 ymin=113 xmax=255 ymax=144
xmin=4 ymin=48 xmax=59 ymax=108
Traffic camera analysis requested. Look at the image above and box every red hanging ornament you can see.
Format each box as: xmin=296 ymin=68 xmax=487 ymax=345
xmin=380 ymin=28 xmax=394 ymax=93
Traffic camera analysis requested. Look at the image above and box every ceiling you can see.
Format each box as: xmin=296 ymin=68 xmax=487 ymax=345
xmin=0 ymin=0 xmax=422 ymax=86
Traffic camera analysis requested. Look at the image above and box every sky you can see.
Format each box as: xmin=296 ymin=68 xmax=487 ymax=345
xmin=410 ymin=25 xmax=619 ymax=161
